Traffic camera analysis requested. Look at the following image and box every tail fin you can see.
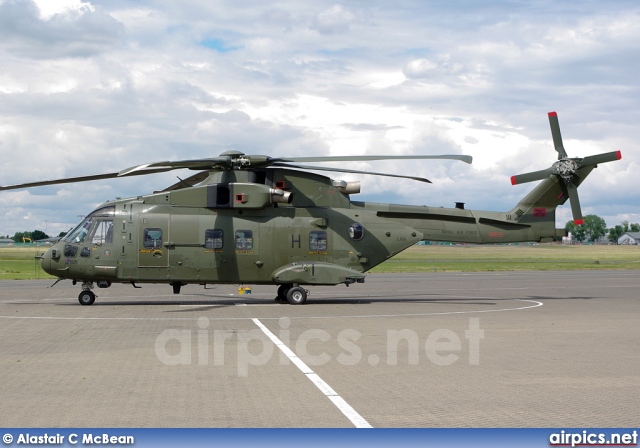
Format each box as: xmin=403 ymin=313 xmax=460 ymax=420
xmin=508 ymin=165 xmax=597 ymax=226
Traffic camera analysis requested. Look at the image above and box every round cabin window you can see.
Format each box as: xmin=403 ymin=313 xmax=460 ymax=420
xmin=349 ymin=223 xmax=364 ymax=240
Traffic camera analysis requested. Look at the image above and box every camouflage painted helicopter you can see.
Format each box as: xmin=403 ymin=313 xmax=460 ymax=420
xmin=1 ymin=112 xmax=621 ymax=305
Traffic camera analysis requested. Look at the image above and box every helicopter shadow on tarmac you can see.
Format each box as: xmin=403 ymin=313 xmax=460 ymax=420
xmin=524 ymin=295 xmax=596 ymax=301
xmin=37 ymin=293 xmax=598 ymax=310
xmin=52 ymin=293 xmax=503 ymax=308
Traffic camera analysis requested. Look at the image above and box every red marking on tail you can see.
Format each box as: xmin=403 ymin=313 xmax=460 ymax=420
xmin=534 ymin=208 xmax=547 ymax=217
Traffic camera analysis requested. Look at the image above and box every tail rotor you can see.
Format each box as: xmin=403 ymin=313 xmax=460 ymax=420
xmin=510 ymin=112 xmax=621 ymax=225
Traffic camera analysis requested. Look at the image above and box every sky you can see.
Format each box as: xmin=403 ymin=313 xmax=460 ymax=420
xmin=0 ymin=0 xmax=638 ymax=237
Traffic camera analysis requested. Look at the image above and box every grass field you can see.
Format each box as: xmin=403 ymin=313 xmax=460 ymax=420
xmin=0 ymin=246 xmax=56 ymax=280
xmin=1 ymin=244 xmax=639 ymax=280
xmin=370 ymin=244 xmax=640 ymax=273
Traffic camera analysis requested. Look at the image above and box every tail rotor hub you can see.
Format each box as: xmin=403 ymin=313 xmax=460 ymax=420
xmin=551 ymin=159 xmax=580 ymax=179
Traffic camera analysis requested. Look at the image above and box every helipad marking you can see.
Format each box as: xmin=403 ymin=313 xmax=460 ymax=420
xmin=252 ymin=318 xmax=372 ymax=428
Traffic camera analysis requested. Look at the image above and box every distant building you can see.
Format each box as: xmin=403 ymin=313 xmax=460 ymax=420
xmin=0 ymin=238 xmax=15 ymax=246
xmin=618 ymin=232 xmax=640 ymax=245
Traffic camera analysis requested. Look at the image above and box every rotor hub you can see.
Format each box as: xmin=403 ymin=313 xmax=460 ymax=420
xmin=218 ymin=150 xmax=250 ymax=169
xmin=551 ymin=159 xmax=580 ymax=177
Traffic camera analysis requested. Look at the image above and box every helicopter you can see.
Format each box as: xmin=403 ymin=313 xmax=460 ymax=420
xmin=1 ymin=112 xmax=621 ymax=306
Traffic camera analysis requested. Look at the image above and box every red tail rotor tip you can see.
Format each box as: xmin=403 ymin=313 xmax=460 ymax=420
xmin=548 ymin=111 xmax=557 ymax=117
xmin=510 ymin=176 xmax=517 ymax=185
xmin=574 ymin=219 xmax=585 ymax=225
xmin=616 ymin=150 xmax=622 ymax=160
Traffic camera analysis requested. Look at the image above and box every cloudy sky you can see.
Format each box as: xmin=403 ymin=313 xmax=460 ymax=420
xmin=0 ymin=0 xmax=638 ymax=237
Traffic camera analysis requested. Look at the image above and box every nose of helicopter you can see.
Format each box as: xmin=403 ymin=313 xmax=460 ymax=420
xmin=40 ymin=248 xmax=53 ymax=275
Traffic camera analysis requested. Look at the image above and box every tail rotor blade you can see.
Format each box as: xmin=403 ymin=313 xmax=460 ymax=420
xmin=548 ymin=112 xmax=568 ymax=159
xmin=580 ymin=151 xmax=622 ymax=167
xmin=566 ymin=182 xmax=584 ymax=224
xmin=510 ymin=168 xmax=553 ymax=185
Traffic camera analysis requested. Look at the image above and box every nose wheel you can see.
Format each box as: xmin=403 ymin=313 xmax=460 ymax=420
xmin=78 ymin=290 xmax=96 ymax=306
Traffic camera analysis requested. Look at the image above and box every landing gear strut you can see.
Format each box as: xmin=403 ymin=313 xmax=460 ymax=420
xmin=171 ymin=282 xmax=183 ymax=294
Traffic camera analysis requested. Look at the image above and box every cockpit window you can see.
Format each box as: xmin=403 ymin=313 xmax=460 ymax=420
xmin=64 ymin=217 xmax=94 ymax=243
xmin=62 ymin=206 xmax=115 ymax=244
xmin=89 ymin=220 xmax=114 ymax=245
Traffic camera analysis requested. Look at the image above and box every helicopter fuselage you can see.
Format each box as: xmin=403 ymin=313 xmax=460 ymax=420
xmin=38 ymin=165 xmax=576 ymax=305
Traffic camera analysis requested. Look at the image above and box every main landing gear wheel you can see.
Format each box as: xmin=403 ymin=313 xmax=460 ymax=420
xmin=78 ymin=290 xmax=96 ymax=306
xmin=286 ymin=286 xmax=308 ymax=305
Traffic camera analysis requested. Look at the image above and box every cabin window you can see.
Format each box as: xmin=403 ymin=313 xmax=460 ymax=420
xmin=235 ymin=230 xmax=253 ymax=250
xmin=309 ymin=230 xmax=327 ymax=251
xmin=348 ymin=223 xmax=364 ymax=241
xmin=143 ymin=228 xmax=163 ymax=249
xmin=205 ymin=229 xmax=223 ymax=249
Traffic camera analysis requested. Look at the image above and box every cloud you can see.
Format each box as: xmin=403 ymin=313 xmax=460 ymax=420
xmin=0 ymin=0 xmax=123 ymax=59
xmin=310 ymin=4 xmax=360 ymax=35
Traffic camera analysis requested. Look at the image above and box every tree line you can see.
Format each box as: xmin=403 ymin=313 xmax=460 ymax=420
xmin=1 ymin=230 xmax=67 ymax=242
xmin=565 ymin=216 xmax=639 ymax=244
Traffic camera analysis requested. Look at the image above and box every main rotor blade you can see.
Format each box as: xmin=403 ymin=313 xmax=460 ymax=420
xmin=510 ymin=168 xmax=554 ymax=185
xmin=580 ymin=151 xmax=622 ymax=167
xmin=273 ymin=154 xmax=473 ymax=164
xmin=271 ymin=163 xmax=432 ymax=183
xmin=548 ymin=112 xmax=568 ymax=160
xmin=566 ymin=181 xmax=584 ymax=224
xmin=119 ymin=156 xmax=232 ymax=176
xmin=0 ymin=168 xmax=173 ymax=191
xmin=155 ymin=170 xmax=211 ymax=193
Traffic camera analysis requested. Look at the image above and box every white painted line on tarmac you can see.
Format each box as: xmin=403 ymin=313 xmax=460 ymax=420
xmin=252 ymin=317 xmax=373 ymax=429
xmin=259 ymin=298 xmax=544 ymax=321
